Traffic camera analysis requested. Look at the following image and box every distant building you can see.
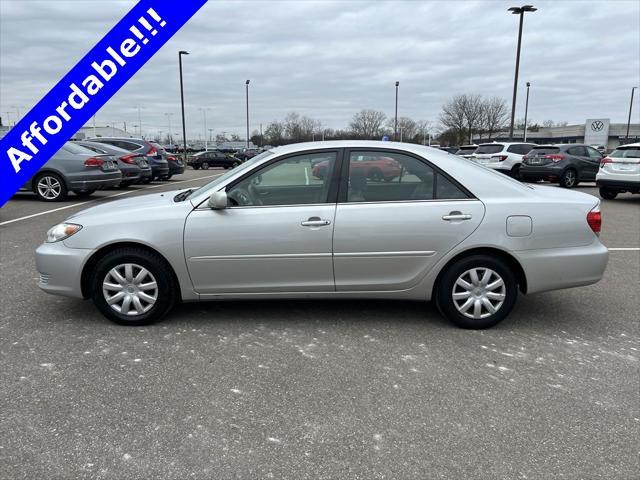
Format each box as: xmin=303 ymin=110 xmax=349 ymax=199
xmin=72 ymin=126 xmax=133 ymax=140
xmin=473 ymin=119 xmax=639 ymax=151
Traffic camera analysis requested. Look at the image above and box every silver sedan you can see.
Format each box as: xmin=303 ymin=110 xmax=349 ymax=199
xmin=35 ymin=141 xmax=608 ymax=328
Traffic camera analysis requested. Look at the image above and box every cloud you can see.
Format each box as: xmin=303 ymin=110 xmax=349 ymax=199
xmin=1 ymin=0 xmax=638 ymax=139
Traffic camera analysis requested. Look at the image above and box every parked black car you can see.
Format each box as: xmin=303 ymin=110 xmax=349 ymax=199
xmin=520 ymin=144 xmax=603 ymax=188
xmin=88 ymin=137 xmax=183 ymax=180
xmin=234 ymin=148 xmax=262 ymax=161
xmin=187 ymin=150 xmax=242 ymax=170
xmin=75 ymin=141 xmax=152 ymax=186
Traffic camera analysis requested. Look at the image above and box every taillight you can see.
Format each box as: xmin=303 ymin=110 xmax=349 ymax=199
xmin=146 ymin=142 xmax=158 ymax=157
xmin=544 ymin=154 xmax=565 ymax=162
xmin=600 ymin=157 xmax=613 ymax=168
xmin=490 ymin=155 xmax=508 ymax=161
xmin=120 ymin=154 xmax=138 ymax=165
xmin=522 ymin=155 xmax=529 ymax=161
xmin=84 ymin=157 xmax=104 ymax=167
xmin=167 ymin=156 xmax=176 ymax=161
xmin=587 ymin=206 xmax=601 ymax=235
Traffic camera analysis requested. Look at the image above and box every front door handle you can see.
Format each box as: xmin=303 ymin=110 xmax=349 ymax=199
xmin=442 ymin=211 xmax=472 ymax=221
xmin=301 ymin=216 xmax=331 ymax=227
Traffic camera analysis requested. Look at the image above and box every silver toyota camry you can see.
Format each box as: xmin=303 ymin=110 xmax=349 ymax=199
xmin=35 ymin=141 xmax=608 ymax=329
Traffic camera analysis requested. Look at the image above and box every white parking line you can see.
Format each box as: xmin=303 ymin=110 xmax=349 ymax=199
xmin=608 ymin=247 xmax=640 ymax=251
xmin=0 ymin=173 xmax=223 ymax=227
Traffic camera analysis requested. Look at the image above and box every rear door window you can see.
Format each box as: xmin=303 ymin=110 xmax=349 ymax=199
xmin=567 ymin=146 xmax=587 ymax=156
xmin=475 ymin=144 xmax=504 ymax=154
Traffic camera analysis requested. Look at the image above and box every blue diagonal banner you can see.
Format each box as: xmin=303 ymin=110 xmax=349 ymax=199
xmin=0 ymin=0 xmax=208 ymax=207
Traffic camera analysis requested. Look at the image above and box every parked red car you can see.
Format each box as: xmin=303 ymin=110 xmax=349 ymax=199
xmin=312 ymin=155 xmax=402 ymax=181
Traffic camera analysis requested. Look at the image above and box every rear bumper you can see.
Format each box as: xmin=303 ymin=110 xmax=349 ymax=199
xmin=35 ymin=242 xmax=93 ymax=298
xmin=151 ymin=165 xmax=170 ymax=177
xmin=67 ymin=171 xmax=122 ymax=191
xmin=521 ymin=164 xmax=563 ymax=181
xmin=515 ymin=240 xmax=608 ymax=294
xmin=168 ymin=161 xmax=185 ymax=174
xmin=596 ymin=178 xmax=640 ymax=192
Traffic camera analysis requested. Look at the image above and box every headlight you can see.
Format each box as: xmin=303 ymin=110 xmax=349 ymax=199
xmin=46 ymin=223 xmax=82 ymax=243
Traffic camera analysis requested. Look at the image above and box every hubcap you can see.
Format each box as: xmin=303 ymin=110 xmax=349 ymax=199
xmin=452 ymin=268 xmax=506 ymax=320
xmin=102 ymin=263 xmax=158 ymax=316
xmin=565 ymin=171 xmax=575 ymax=185
xmin=37 ymin=176 xmax=61 ymax=199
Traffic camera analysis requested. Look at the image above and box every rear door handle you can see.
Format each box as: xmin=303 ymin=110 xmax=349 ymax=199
xmin=301 ymin=216 xmax=331 ymax=227
xmin=442 ymin=211 xmax=472 ymax=221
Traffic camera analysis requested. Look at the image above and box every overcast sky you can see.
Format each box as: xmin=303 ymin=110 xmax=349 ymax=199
xmin=1 ymin=0 xmax=639 ymax=140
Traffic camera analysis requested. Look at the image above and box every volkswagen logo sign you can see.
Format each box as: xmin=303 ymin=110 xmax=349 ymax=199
xmin=591 ymin=120 xmax=604 ymax=132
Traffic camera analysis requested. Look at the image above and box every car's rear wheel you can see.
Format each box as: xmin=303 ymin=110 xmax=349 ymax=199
xmin=90 ymin=247 xmax=177 ymax=326
xmin=599 ymin=187 xmax=618 ymax=200
xmin=511 ymin=164 xmax=521 ymax=180
xmin=201 ymin=162 xmax=210 ymax=170
xmin=560 ymin=169 xmax=578 ymax=188
xmin=73 ymin=190 xmax=96 ymax=198
xmin=436 ymin=255 xmax=517 ymax=329
xmin=34 ymin=173 xmax=67 ymax=201
xmin=192 ymin=165 xmax=201 ymax=170
xmin=232 ymin=160 xmax=241 ymax=168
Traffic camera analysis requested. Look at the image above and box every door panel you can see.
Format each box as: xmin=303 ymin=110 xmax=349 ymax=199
xmin=333 ymin=201 xmax=484 ymax=291
xmin=184 ymin=205 xmax=336 ymax=293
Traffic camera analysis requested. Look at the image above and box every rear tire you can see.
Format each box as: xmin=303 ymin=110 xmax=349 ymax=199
xmin=599 ymin=187 xmax=618 ymax=200
xmin=511 ymin=164 xmax=521 ymax=180
xmin=436 ymin=255 xmax=518 ymax=329
xmin=560 ymin=169 xmax=578 ymax=188
xmin=192 ymin=165 xmax=201 ymax=170
xmin=90 ymin=247 xmax=177 ymax=326
xmin=33 ymin=173 xmax=67 ymax=202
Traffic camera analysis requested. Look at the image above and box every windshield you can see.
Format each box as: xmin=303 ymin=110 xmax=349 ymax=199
xmin=475 ymin=144 xmax=504 ymax=154
xmin=456 ymin=146 xmax=477 ymax=154
xmin=529 ymin=147 xmax=560 ymax=155
xmin=186 ymin=150 xmax=275 ymax=201
xmin=611 ymin=147 xmax=640 ymax=158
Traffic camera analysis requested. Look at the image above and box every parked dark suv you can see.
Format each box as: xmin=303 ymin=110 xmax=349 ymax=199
xmin=88 ymin=137 xmax=184 ymax=180
xmin=520 ymin=144 xmax=603 ymax=188
xmin=187 ymin=150 xmax=242 ymax=170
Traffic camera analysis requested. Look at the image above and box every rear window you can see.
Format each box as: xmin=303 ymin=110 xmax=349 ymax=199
xmin=611 ymin=147 xmax=640 ymax=158
xmin=456 ymin=146 xmax=477 ymax=154
xmin=529 ymin=147 xmax=560 ymax=155
xmin=475 ymin=144 xmax=504 ymax=154
xmin=61 ymin=142 xmax=95 ymax=155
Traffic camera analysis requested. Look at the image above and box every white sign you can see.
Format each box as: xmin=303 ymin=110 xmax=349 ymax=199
xmin=584 ymin=118 xmax=610 ymax=147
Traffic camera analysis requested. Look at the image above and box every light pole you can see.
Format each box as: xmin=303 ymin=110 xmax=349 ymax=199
xmin=627 ymin=86 xmax=638 ymax=139
xmin=208 ymin=128 xmax=214 ymax=142
xmin=136 ymin=106 xmax=142 ymax=138
xmin=507 ymin=5 xmax=537 ymax=141
xmin=178 ymin=50 xmax=189 ymax=161
xmin=199 ymin=107 xmax=211 ymax=150
xmin=394 ymin=81 xmax=399 ymax=141
xmin=245 ymin=80 xmax=250 ymax=149
xmin=164 ymin=113 xmax=174 ymax=144
xmin=523 ymin=81 xmax=531 ymax=141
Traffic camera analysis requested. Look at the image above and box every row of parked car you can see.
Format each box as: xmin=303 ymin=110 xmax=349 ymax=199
xmin=447 ymin=142 xmax=640 ymax=200
xmin=19 ymin=137 xmax=185 ymax=202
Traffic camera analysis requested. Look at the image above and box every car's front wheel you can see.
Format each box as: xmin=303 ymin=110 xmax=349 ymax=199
xmin=436 ymin=255 xmax=517 ymax=329
xmin=201 ymin=162 xmax=209 ymax=170
xmin=599 ymin=187 xmax=618 ymax=200
xmin=560 ymin=169 xmax=578 ymax=188
xmin=90 ymin=247 xmax=177 ymax=326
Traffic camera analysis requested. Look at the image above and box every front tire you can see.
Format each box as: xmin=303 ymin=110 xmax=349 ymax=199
xmin=599 ymin=187 xmax=618 ymax=200
xmin=90 ymin=247 xmax=177 ymax=326
xmin=436 ymin=255 xmax=517 ymax=329
xmin=560 ymin=169 xmax=578 ymax=188
xmin=511 ymin=164 xmax=521 ymax=180
xmin=201 ymin=162 xmax=210 ymax=170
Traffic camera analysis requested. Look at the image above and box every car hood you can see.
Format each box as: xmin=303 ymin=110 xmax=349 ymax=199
xmin=66 ymin=190 xmax=189 ymax=222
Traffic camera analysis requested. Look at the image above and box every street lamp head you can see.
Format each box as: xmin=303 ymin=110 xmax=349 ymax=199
xmin=246 ymin=79 xmax=250 ymax=85
xmin=395 ymin=81 xmax=399 ymax=87
xmin=179 ymin=50 xmax=189 ymax=55
xmin=526 ymin=81 xmax=531 ymax=87
xmin=509 ymin=5 xmax=536 ymax=14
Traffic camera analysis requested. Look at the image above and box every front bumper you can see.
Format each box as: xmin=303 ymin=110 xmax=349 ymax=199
xmin=515 ymin=239 xmax=608 ymax=294
xmin=35 ymin=242 xmax=94 ymax=298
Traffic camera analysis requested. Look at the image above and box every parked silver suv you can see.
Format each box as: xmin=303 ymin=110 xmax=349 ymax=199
xmin=19 ymin=142 xmax=122 ymax=201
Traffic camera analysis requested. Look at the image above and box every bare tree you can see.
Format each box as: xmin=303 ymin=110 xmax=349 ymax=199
xmin=483 ymin=96 xmax=509 ymax=140
xmin=460 ymin=94 xmax=484 ymax=144
xmin=386 ymin=116 xmax=419 ymax=142
xmin=349 ymin=109 xmax=387 ymax=139
xmin=439 ymin=95 xmax=467 ymax=144
xmin=264 ymin=120 xmax=285 ymax=145
xmin=542 ymin=119 xmax=555 ymax=128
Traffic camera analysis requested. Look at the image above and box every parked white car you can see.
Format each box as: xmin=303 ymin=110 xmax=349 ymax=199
xmin=35 ymin=141 xmax=608 ymax=329
xmin=455 ymin=145 xmax=478 ymax=159
xmin=596 ymin=142 xmax=640 ymax=199
xmin=471 ymin=142 xmax=536 ymax=178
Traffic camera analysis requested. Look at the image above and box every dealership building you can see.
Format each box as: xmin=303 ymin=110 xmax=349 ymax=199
xmin=473 ymin=119 xmax=639 ymax=150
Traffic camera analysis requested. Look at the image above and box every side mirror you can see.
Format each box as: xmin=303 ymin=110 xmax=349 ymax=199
xmin=208 ymin=190 xmax=228 ymax=209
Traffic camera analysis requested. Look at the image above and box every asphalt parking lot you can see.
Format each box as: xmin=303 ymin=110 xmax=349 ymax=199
xmin=1 ymin=168 xmax=638 ymax=479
